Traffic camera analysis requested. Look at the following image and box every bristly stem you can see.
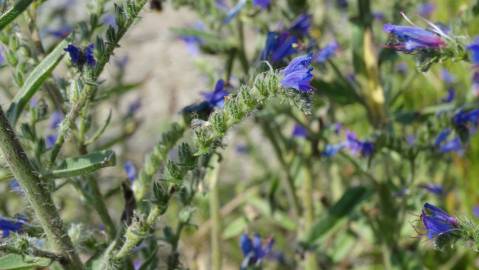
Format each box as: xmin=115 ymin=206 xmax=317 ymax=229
xmin=303 ymin=150 xmax=318 ymax=270
xmin=207 ymin=154 xmax=222 ymax=270
xmin=0 ymin=106 xmax=83 ymax=270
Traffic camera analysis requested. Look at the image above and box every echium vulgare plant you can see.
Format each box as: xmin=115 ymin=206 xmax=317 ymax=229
xmin=5 ymin=0 xmax=479 ymax=269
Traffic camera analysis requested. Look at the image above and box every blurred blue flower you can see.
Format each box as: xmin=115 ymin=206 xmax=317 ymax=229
xmin=372 ymin=12 xmax=385 ymax=22
xmin=280 ymin=54 xmax=314 ymax=92
xmin=288 ymin=14 xmax=312 ymax=37
xmin=9 ymin=179 xmax=23 ymax=195
xmin=395 ymin=62 xmax=408 ymax=75
xmin=334 ymin=123 xmax=343 ymax=135
xmin=124 ymin=161 xmax=137 ymax=182
xmin=314 ymin=41 xmax=339 ymax=63
xmin=102 ymin=14 xmax=117 ymax=28
xmin=0 ymin=46 xmax=4 ymax=65
xmin=46 ymin=134 xmax=58 ymax=149
xmin=322 ymin=143 xmax=344 ymax=157
xmin=49 ymin=111 xmax=64 ymax=129
xmin=419 ymin=183 xmax=444 ymax=196
xmin=383 ymin=24 xmax=446 ymax=52
xmin=253 ymin=0 xmax=270 ymax=9
xmin=0 ymin=216 xmax=25 ymax=237
xmin=64 ymin=43 xmax=96 ymax=68
xmin=336 ymin=0 xmax=348 ymax=9
xmin=441 ymin=88 xmax=455 ymax=103
xmin=434 ymin=128 xmax=451 ymax=147
xmin=467 ymin=37 xmax=479 ymax=65
xmin=421 ymin=203 xmax=458 ymax=239
xmin=406 ymin=135 xmax=416 ymax=145
xmin=240 ymin=233 xmax=275 ymax=269
xmin=127 ymin=98 xmax=142 ymax=116
xmin=441 ymin=69 xmax=455 ymax=85
xmin=473 ymin=72 xmax=479 ymax=96
xmin=345 ymin=131 xmax=374 ymax=156
xmin=261 ymin=32 xmax=298 ymax=63
xmin=45 ymin=25 xmax=72 ymax=39
xmin=224 ymin=0 xmax=247 ymax=24
xmin=473 ymin=206 xmax=479 ymax=218
xmin=434 ymin=128 xmax=462 ymax=153
xmin=453 ymin=109 xmax=479 ymax=130
xmin=201 ymin=79 xmax=228 ymax=108
xmin=418 ymin=3 xmax=435 ymax=18
xmin=292 ymin=124 xmax=308 ymax=138
xmin=178 ymin=22 xmax=205 ymax=56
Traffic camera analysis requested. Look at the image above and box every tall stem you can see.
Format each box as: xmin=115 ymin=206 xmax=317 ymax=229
xmin=207 ymin=154 xmax=222 ymax=270
xmin=303 ymin=162 xmax=318 ymax=270
xmin=0 ymin=106 xmax=83 ymax=270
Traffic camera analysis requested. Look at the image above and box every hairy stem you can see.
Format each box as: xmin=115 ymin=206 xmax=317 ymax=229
xmin=207 ymin=154 xmax=222 ymax=270
xmin=0 ymin=106 xmax=83 ymax=270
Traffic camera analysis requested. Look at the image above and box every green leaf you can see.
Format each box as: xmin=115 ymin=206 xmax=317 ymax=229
xmin=0 ymin=0 xmax=34 ymax=31
xmin=47 ymin=150 xmax=116 ymax=179
xmin=222 ymin=217 xmax=247 ymax=239
xmin=0 ymin=254 xmax=51 ymax=270
xmin=85 ymin=110 xmax=112 ymax=145
xmin=7 ymin=38 xmax=69 ymax=125
xmin=304 ymin=186 xmax=370 ymax=244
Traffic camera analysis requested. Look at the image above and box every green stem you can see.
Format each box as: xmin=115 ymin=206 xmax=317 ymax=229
xmin=85 ymin=176 xmax=117 ymax=238
xmin=207 ymin=154 xmax=222 ymax=270
xmin=0 ymin=106 xmax=83 ymax=270
xmin=0 ymin=0 xmax=33 ymax=30
xmin=303 ymin=161 xmax=318 ymax=270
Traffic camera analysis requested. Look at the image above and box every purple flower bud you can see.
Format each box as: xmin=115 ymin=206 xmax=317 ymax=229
xmin=281 ymin=54 xmax=314 ymax=92
xmin=45 ymin=134 xmax=58 ymax=149
xmin=261 ymin=32 xmax=298 ymax=63
xmin=123 ymin=161 xmax=137 ymax=182
xmin=292 ymin=124 xmax=308 ymax=138
xmin=418 ymin=3 xmax=435 ymax=18
xmin=201 ymin=79 xmax=229 ymax=108
xmin=64 ymin=43 xmax=96 ymax=68
xmin=421 ymin=203 xmax=458 ymax=239
xmin=49 ymin=111 xmax=64 ymax=129
xmin=0 ymin=216 xmax=25 ymax=237
xmin=419 ymin=183 xmax=444 ymax=196
xmin=253 ymin=0 xmax=270 ymax=9
xmin=383 ymin=24 xmax=446 ymax=52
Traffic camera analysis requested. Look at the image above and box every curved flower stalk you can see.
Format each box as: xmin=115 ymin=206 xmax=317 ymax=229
xmin=106 ymin=66 xmax=313 ymax=265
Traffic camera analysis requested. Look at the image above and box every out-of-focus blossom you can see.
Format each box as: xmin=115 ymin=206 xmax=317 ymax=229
xmin=0 ymin=216 xmax=25 ymax=237
xmin=434 ymin=129 xmax=462 ymax=153
xmin=253 ymin=0 xmax=270 ymax=9
xmin=441 ymin=88 xmax=455 ymax=103
xmin=322 ymin=143 xmax=344 ymax=157
xmin=224 ymin=0 xmax=247 ymax=24
xmin=336 ymin=0 xmax=348 ymax=9
xmin=419 ymin=183 xmax=444 ymax=196
xmin=127 ymin=98 xmax=142 ymax=116
xmin=467 ymin=37 xmax=479 ymax=65
xmin=45 ymin=25 xmax=72 ymax=39
xmin=453 ymin=109 xmax=479 ymax=130
xmin=9 ymin=179 xmax=23 ymax=195
xmin=345 ymin=131 xmax=374 ymax=156
xmin=280 ymin=54 xmax=314 ymax=92
xmin=102 ymin=14 xmax=117 ymax=28
xmin=395 ymin=62 xmax=408 ymax=75
xmin=201 ymin=79 xmax=229 ymax=108
xmin=261 ymin=32 xmax=298 ymax=63
xmin=49 ymin=111 xmax=64 ymax=129
xmin=314 ymin=41 xmax=339 ymax=63
xmin=115 ymin=55 xmax=129 ymax=70
xmin=421 ymin=203 xmax=458 ymax=239
xmin=292 ymin=124 xmax=308 ymax=138
xmin=288 ymin=14 xmax=312 ymax=37
xmin=418 ymin=3 xmax=435 ymax=18
xmin=473 ymin=206 xmax=479 ymax=218
xmin=124 ymin=161 xmax=137 ymax=182
xmin=0 ymin=46 xmax=4 ymax=65
xmin=334 ymin=123 xmax=342 ymax=135
xmin=64 ymin=43 xmax=96 ymax=68
xmin=441 ymin=69 xmax=455 ymax=85
xmin=383 ymin=24 xmax=446 ymax=52
xmin=235 ymin=144 xmax=250 ymax=154
xmin=406 ymin=135 xmax=416 ymax=145
xmin=240 ymin=233 xmax=277 ymax=269
xmin=46 ymin=134 xmax=58 ymax=149
xmin=372 ymin=12 xmax=385 ymax=22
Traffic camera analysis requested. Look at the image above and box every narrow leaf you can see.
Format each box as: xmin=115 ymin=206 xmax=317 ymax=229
xmin=47 ymin=150 xmax=116 ymax=179
xmin=0 ymin=254 xmax=50 ymax=270
xmin=305 ymin=186 xmax=370 ymax=244
xmin=0 ymin=0 xmax=34 ymax=31
xmin=7 ymin=39 xmax=69 ymax=125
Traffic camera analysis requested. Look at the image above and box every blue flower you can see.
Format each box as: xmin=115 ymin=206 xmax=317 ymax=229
xmin=292 ymin=124 xmax=308 ymax=138
xmin=9 ymin=179 xmax=23 ymax=195
xmin=240 ymin=233 xmax=275 ymax=268
xmin=178 ymin=22 xmax=205 ymax=56
xmin=344 ymin=131 xmax=374 ymax=156
xmin=261 ymin=32 xmax=298 ymax=63
xmin=421 ymin=203 xmax=458 ymax=239
xmin=0 ymin=46 xmax=4 ymax=65
xmin=314 ymin=41 xmax=339 ymax=63
xmin=102 ymin=14 xmax=117 ymax=28
xmin=49 ymin=111 xmax=64 ymax=129
xmin=453 ymin=109 xmax=479 ymax=129
xmin=280 ymin=54 xmax=314 ymax=92
xmin=467 ymin=37 xmax=479 ymax=65
xmin=123 ymin=161 xmax=137 ymax=182
xmin=253 ymin=0 xmax=270 ymax=9
xmin=45 ymin=25 xmax=72 ymax=39
xmin=288 ymin=14 xmax=312 ymax=37
xmin=383 ymin=24 xmax=446 ymax=52
xmin=434 ymin=129 xmax=462 ymax=153
xmin=441 ymin=88 xmax=455 ymax=103
xmin=406 ymin=135 xmax=416 ymax=145
xmin=0 ymin=216 xmax=25 ymax=237
xmin=418 ymin=3 xmax=435 ymax=18
xmin=127 ymin=98 xmax=142 ymax=116
xmin=322 ymin=143 xmax=344 ymax=157
xmin=201 ymin=79 xmax=229 ymax=108
xmin=45 ymin=134 xmax=58 ymax=149
xmin=473 ymin=206 xmax=479 ymax=218
xmin=441 ymin=69 xmax=455 ymax=85
xmin=419 ymin=183 xmax=444 ymax=196
xmin=64 ymin=43 xmax=96 ymax=68
xmin=224 ymin=0 xmax=247 ymax=24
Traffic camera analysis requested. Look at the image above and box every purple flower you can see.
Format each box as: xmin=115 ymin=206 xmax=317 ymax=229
xmin=372 ymin=12 xmax=385 ymax=22
xmin=292 ymin=124 xmax=308 ymax=138
xmin=314 ymin=41 xmax=339 ymax=63
xmin=102 ymin=14 xmax=117 ymax=28
xmin=49 ymin=111 xmax=64 ymax=129
xmin=224 ymin=0 xmax=247 ymax=24
xmin=434 ymin=128 xmax=463 ymax=153
xmin=0 ymin=216 xmax=25 ymax=237
xmin=288 ymin=14 xmax=312 ymax=37
xmin=418 ymin=3 xmax=435 ymax=18
xmin=0 ymin=46 xmax=4 ymax=65
xmin=45 ymin=134 xmax=58 ymax=149
xmin=280 ymin=54 xmax=314 ymax=92
xmin=421 ymin=203 xmax=458 ymax=239
xmin=441 ymin=88 xmax=455 ymax=103
xmin=178 ymin=22 xmax=205 ymax=56
xmin=201 ymin=79 xmax=228 ymax=108
xmin=64 ymin=43 xmax=96 ymax=68
xmin=441 ymin=69 xmax=455 ymax=85
xmin=322 ymin=144 xmax=344 ymax=157
xmin=253 ymin=0 xmax=270 ymax=9
xmin=473 ymin=206 xmax=479 ymax=218
xmin=383 ymin=24 xmax=446 ymax=52
xmin=9 ymin=179 xmax=23 ymax=195
xmin=406 ymin=135 xmax=416 ymax=145
xmin=123 ymin=161 xmax=137 ymax=182
xmin=334 ymin=123 xmax=343 ymax=135
xmin=467 ymin=37 xmax=479 ymax=65
xmin=453 ymin=109 xmax=479 ymax=129
xmin=127 ymin=98 xmax=142 ymax=116
xmin=261 ymin=32 xmax=298 ymax=63
xmin=395 ymin=62 xmax=408 ymax=75
xmin=419 ymin=183 xmax=444 ymax=196
xmin=240 ymin=233 xmax=275 ymax=268
xmin=345 ymin=131 xmax=374 ymax=156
